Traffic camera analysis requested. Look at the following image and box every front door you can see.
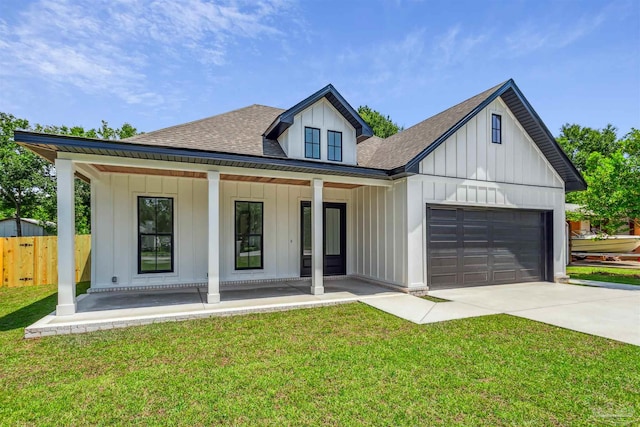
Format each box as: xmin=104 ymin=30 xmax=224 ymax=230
xmin=300 ymin=202 xmax=346 ymax=276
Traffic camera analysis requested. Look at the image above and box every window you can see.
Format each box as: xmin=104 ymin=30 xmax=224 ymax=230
xmin=305 ymin=127 xmax=320 ymax=159
xmin=491 ymin=113 xmax=502 ymax=144
xmin=327 ymin=130 xmax=342 ymax=162
xmin=235 ymin=201 xmax=263 ymax=270
xmin=138 ymin=197 xmax=174 ymax=274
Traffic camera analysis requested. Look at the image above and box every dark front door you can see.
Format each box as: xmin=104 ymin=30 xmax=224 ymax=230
xmin=300 ymin=202 xmax=347 ymax=277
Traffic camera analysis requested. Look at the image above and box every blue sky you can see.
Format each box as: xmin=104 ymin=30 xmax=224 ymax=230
xmin=1 ymin=0 xmax=638 ymax=137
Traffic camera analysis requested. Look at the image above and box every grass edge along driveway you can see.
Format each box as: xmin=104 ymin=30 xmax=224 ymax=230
xmin=567 ymin=265 xmax=640 ymax=286
xmin=1 ymin=283 xmax=639 ymax=426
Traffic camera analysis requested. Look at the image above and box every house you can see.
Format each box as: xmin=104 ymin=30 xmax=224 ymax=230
xmin=0 ymin=217 xmax=53 ymax=237
xmin=15 ymin=79 xmax=586 ymax=316
xmin=566 ymin=203 xmax=640 ymax=237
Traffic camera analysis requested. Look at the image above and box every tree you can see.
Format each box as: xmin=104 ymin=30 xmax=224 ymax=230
xmin=558 ymin=124 xmax=640 ymax=234
xmin=0 ymin=113 xmax=139 ymax=235
xmin=556 ymin=123 xmax=619 ymax=172
xmin=357 ymin=106 xmax=403 ymax=138
xmin=620 ymin=128 xmax=640 ymax=157
xmin=572 ymin=151 xmax=640 ymax=234
xmin=34 ymin=121 xmax=140 ymax=234
xmin=0 ymin=113 xmax=55 ymax=236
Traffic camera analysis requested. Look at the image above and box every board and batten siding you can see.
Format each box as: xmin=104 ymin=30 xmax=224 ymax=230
xmin=220 ymin=181 xmax=353 ymax=282
xmin=352 ymin=180 xmax=407 ymax=287
xmin=91 ymin=173 xmax=354 ymax=289
xmin=278 ymin=98 xmax=357 ymax=165
xmin=419 ymin=97 xmax=564 ymax=189
xmin=407 ymin=98 xmax=567 ymax=289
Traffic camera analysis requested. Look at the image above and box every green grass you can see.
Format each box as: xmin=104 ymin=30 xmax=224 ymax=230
xmin=1 ymin=285 xmax=639 ymax=425
xmin=422 ymin=295 xmax=450 ymax=303
xmin=567 ymin=266 xmax=640 ymax=286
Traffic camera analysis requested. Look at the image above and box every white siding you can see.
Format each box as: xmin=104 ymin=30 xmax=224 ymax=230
xmin=420 ymin=98 xmax=564 ymax=189
xmin=278 ymin=98 xmax=357 ymax=165
xmin=92 ymin=174 xmax=353 ymax=289
xmin=352 ymin=180 xmax=407 ymax=286
xmin=411 ymin=98 xmax=568 ymax=288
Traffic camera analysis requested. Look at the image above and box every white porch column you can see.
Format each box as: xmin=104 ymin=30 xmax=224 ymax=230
xmin=311 ymin=178 xmax=324 ymax=295
xmin=55 ymin=158 xmax=76 ymax=315
xmin=207 ymin=171 xmax=221 ymax=304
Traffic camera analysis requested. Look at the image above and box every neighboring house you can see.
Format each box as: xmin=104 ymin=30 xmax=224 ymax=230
xmin=0 ymin=218 xmax=53 ymax=237
xmin=15 ymin=79 xmax=586 ymax=316
xmin=566 ymin=203 xmax=640 ymax=236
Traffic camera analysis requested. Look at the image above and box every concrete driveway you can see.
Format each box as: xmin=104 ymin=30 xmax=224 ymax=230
xmin=430 ymin=282 xmax=640 ymax=346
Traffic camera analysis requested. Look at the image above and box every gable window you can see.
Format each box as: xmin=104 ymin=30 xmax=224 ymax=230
xmin=305 ymin=127 xmax=320 ymax=159
xmin=235 ymin=201 xmax=263 ymax=270
xmin=138 ymin=197 xmax=174 ymax=274
xmin=491 ymin=113 xmax=502 ymax=144
xmin=327 ymin=130 xmax=342 ymax=162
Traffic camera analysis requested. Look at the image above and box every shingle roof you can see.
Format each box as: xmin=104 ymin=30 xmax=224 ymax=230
xmin=356 ymin=135 xmax=385 ymax=167
xmin=121 ymin=83 xmax=506 ymax=171
xmin=124 ymin=104 xmax=286 ymax=158
xmin=14 ymin=80 xmax=585 ymax=191
xmin=359 ymin=81 xmax=506 ymax=170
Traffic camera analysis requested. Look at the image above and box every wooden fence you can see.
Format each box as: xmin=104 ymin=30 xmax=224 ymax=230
xmin=0 ymin=235 xmax=91 ymax=287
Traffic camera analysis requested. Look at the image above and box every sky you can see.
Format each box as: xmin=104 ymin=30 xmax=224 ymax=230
xmin=0 ymin=0 xmax=638 ymax=138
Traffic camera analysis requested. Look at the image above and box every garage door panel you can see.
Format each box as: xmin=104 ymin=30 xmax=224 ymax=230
xmin=518 ymin=269 xmax=541 ymax=281
xmin=430 ymin=273 xmax=459 ymax=287
xmin=427 ymin=206 xmax=549 ymax=290
xmin=463 ymin=272 xmax=489 ymax=284
xmin=430 ymin=208 xmax=458 ymax=221
xmin=463 ymin=210 xmax=490 ymax=221
xmin=429 ymin=223 xmax=458 ymax=235
xmin=430 ymin=255 xmax=458 ymax=267
xmin=492 ymin=270 xmax=517 ymax=282
xmin=493 ymin=254 xmax=517 ymax=265
xmin=463 ymin=255 xmax=488 ymax=267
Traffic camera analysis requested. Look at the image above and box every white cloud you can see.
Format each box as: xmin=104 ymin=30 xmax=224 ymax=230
xmin=504 ymin=7 xmax=609 ymax=56
xmin=0 ymin=0 xmax=295 ymax=106
xmin=433 ymin=25 xmax=488 ymax=69
xmin=328 ymin=25 xmax=489 ymax=97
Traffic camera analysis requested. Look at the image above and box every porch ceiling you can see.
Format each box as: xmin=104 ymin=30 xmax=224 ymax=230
xmin=91 ymin=164 xmax=362 ymax=189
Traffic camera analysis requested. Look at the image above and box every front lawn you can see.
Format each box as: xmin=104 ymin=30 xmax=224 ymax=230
xmin=1 ymin=284 xmax=639 ymax=425
xmin=567 ymin=265 xmax=640 ymax=286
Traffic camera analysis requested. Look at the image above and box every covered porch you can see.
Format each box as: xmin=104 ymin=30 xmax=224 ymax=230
xmin=48 ymin=151 xmax=399 ymax=319
xmin=24 ymin=278 xmax=400 ymax=338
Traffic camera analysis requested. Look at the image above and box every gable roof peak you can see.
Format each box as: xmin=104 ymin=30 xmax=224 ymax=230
xmin=357 ymin=78 xmax=585 ymax=191
xmin=264 ymin=83 xmax=373 ymax=143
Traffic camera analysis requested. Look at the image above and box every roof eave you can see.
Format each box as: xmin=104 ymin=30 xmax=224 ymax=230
xmin=14 ymin=131 xmax=392 ymax=181
xmin=502 ymin=82 xmax=587 ymax=193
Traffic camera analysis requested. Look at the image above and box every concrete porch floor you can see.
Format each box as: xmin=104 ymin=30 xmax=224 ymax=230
xmin=24 ymin=278 xmax=402 ymax=338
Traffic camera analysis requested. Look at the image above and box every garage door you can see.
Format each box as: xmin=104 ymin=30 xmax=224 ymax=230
xmin=427 ymin=206 xmax=551 ymax=290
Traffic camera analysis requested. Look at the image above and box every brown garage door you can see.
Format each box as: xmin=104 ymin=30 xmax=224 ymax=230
xmin=427 ymin=206 xmax=551 ymax=290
